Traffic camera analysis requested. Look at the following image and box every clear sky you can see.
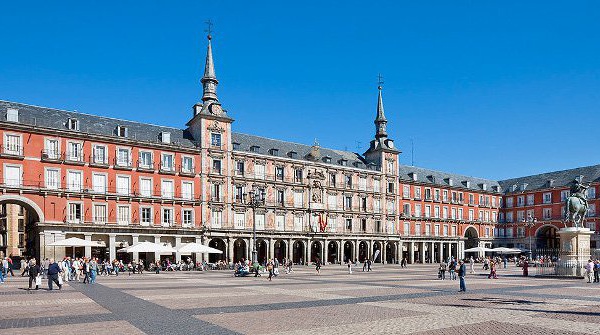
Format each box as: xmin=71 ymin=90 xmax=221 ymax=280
xmin=1 ymin=1 xmax=599 ymax=180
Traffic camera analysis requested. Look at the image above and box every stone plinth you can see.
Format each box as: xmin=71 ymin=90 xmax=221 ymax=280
xmin=556 ymin=227 xmax=594 ymax=277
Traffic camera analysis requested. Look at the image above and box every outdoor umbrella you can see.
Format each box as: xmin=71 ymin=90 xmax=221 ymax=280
xmin=47 ymin=237 xmax=103 ymax=258
xmin=463 ymin=246 xmax=493 ymax=253
xmin=490 ymin=247 xmax=522 ymax=254
xmin=176 ymin=242 xmax=223 ymax=254
xmin=117 ymin=241 xmax=176 ymax=253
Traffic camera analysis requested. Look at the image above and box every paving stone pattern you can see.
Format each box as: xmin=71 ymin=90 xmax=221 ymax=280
xmin=2 ymin=264 xmax=600 ymax=334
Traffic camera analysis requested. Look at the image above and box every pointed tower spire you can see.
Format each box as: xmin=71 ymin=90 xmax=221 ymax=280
xmin=375 ymin=74 xmax=388 ymax=139
xmin=201 ymin=21 xmax=218 ymax=102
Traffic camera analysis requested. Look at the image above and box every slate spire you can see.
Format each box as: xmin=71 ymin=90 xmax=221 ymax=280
xmin=375 ymin=84 xmax=388 ymax=139
xmin=201 ymin=34 xmax=219 ymax=102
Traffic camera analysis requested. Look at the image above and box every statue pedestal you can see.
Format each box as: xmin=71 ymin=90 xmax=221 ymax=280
xmin=556 ymin=227 xmax=594 ymax=277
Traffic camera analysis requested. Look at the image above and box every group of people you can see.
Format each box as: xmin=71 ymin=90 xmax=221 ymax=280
xmin=585 ymin=259 xmax=600 ymax=283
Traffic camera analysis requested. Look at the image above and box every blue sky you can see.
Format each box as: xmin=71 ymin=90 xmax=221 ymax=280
xmin=1 ymin=1 xmax=599 ymax=180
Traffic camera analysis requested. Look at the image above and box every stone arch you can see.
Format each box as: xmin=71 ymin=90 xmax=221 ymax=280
xmin=464 ymin=226 xmax=479 ymax=251
xmin=293 ymin=240 xmax=305 ymax=264
xmin=311 ymin=240 xmax=322 ymax=263
xmin=343 ymin=241 xmax=354 ymax=263
xmin=0 ymin=195 xmax=44 ymax=223
xmin=233 ymin=238 xmax=247 ymax=263
xmin=208 ymin=238 xmax=226 ymax=263
xmin=327 ymin=241 xmax=338 ymax=264
xmin=358 ymin=241 xmax=369 ymax=262
xmin=373 ymin=241 xmax=382 ymax=263
xmin=274 ymin=239 xmax=287 ymax=263
xmin=535 ymin=224 xmax=560 ymax=250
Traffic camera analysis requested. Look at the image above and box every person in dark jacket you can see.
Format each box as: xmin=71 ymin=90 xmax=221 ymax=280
xmin=47 ymin=258 xmax=62 ymax=290
xmin=457 ymin=260 xmax=467 ymax=292
xmin=28 ymin=259 xmax=41 ymax=290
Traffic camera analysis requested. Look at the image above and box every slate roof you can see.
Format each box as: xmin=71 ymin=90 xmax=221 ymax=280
xmin=0 ymin=100 xmax=197 ymax=148
xmin=498 ymin=164 xmax=600 ymax=194
xmin=398 ymin=165 xmax=501 ymax=193
xmin=231 ymin=132 xmax=372 ymax=170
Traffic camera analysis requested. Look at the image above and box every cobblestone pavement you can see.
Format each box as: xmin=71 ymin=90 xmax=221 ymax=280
xmin=2 ymin=264 xmax=600 ymax=334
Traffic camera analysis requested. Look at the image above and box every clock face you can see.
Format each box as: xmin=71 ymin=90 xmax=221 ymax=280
xmin=210 ymin=104 xmax=222 ymax=115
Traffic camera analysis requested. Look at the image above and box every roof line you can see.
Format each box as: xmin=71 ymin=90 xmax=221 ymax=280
xmin=0 ymin=99 xmax=187 ymax=132
xmin=400 ymin=164 xmax=498 ymax=184
xmin=498 ymin=163 xmax=600 ymax=183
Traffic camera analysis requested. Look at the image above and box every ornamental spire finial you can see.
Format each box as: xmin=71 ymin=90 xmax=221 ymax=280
xmin=201 ymin=19 xmax=218 ymax=102
xmin=375 ymin=74 xmax=387 ymax=138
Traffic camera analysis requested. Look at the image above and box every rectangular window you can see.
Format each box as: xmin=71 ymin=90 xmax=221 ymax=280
xmin=93 ymin=204 xmax=107 ymax=224
xmin=93 ymin=145 xmax=107 ymax=164
xmin=415 ymin=204 xmax=422 ymax=217
xmin=403 ymin=185 xmax=410 ymax=198
xmin=212 ymin=159 xmax=222 ymax=174
xmin=458 ymin=208 xmax=463 ymax=220
xmin=543 ymin=192 xmax=552 ymax=204
xmin=276 ymin=189 xmax=285 ymax=206
xmin=235 ymin=161 xmax=245 ymax=175
xmin=434 ymin=189 xmax=440 ymax=201
xmin=387 ymin=200 xmax=395 ymax=214
xmin=543 ymin=208 xmax=552 ymax=219
xmin=359 ymin=177 xmax=367 ymax=191
xmin=404 ymin=222 xmax=410 ymax=235
xmin=387 ymin=182 xmax=394 ymax=194
xmin=442 ymin=207 xmax=448 ymax=219
xmin=294 ymin=169 xmax=303 ymax=183
xmin=275 ymin=166 xmax=284 ymax=181
xmin=163 ymin=208 xmax=174 ymax=227
xmin=415 ymin=187 xmax=422 ymax=199
xmin=45 ymin=139 xmax=60 ymax=159
xmin=527 ymin=194 xmax=534 ymax=205
xmin=415 ymin=223 xmax=421 ymax=236
xmin=425 ymin=188 xmax=431 ymax=200
xmin=211 ymin=133 xmax=222 ymax=147
xmin=468 ymin=209 xmax=474 ymax=221
xmin=45 ymin=168 xmax=60 ymax=189
xmin=67 ymin=142 xmax=82 ymax=161
xmin=361 ymin=197 xmax=367 ymax=212
xmin=92 ymin=173 xmax=107 ymax=193
xmin=4 ymin=165 xmax=21 ymax=187
xmin=211 ymin=183 xmax=221 ymax=201
xmin=139 ymin=151 xmax=153 ymax=168
xmin=294 ymin=216 xmax=303 ymax=231
xmin=276 ymin=215 xmax=285 ymax=231
xmin=140 ymin=178 xmax=152 ymax=197
xmin=140 ymin=207 xmax=152 ymax=226
xmin=329 ymin=173 xmax=336 ymax=186
xmin=67 ymin=170 xmax=82 ymax=192
xmin=344 ymin=196 xmax=352 ymax=210
xmin=255 ymin=214 xmax=265 ymax=230
xmin=374 ymin=199 xmax=381 ymax=213
xmin=254 ymin=164 xmax=265 ymax=179
xmin=561 ymin=190 xmax=570 ymax=201
xmin=373 ymin=179 xmax=380 ymax=193
xmin=346 ymin=218 xmax=353 ymax=231
xmin=68 ymin=203 xmax=82 ymax=223
xmin=294 ymin=192 xmax=303 ymax=207
xmin=443 ymin=190 xmax=448 ymax=202
xmin=425 ymin=205 xmax=431 ymax=218
xmin=161 ymin=153 xmax=174 ymax=171
xmin=181 ymin=181 xmax=193 ymax=200
xmin=434 ymin=206 xmax=440 ymax=218
xmin=4 ymin=134 xmax=21 ymax=155
xmin=587 ymin=187 xmax=596 ymax=199
xmin=451 ymin=208 xmax=457 ymax=219
xmin=116 ymin=175 xmax=130 ymax=195
xmin=234 ymin=212 xmax=245 ymax=229
xmin=117 ymin=148 xmax=130 ymax=166
xmin=117 ymin=205 xmax=130 ymax=225
xmin=182 ymin=209 xmax=193 ymax=227
xmin=161 ymin=180 xmax=174 ymax=198
xmin=211 ymin=210 xmax=223 ymax=228
xmin=345 ymin=175 xmax=352 ymax=188
xmin=434 ymin=224 xmax=440 ymax=236
xmin=403 ymin=203 xmax=410 ymax=216
xmin=182 ymin=156 xmax=193 ymax=173
xmin=328 ymin=194 xmax=337 ymax=209
xmin=6 ymin=108 xmax=18 ymax=122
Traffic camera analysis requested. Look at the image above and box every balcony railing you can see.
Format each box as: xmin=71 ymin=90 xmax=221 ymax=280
xmin=1 ymin=144 xmax=23 ymax=158
xmin=179 ymin=166 xmax=196 ymax=176
xmin=41 ymin=150 xmax=62 ymax=162
xmin=136 ymin=160 xmax=155 ymax=171
xmin=64 ymin=151 xmax=84 ymax=164
xmin=114 ymin=157 xmax=133 ymax=170
xmin=159 ymin=164 xmax=176 ymax=174
xmin=89 ymin=154 xmax=109 ymax=167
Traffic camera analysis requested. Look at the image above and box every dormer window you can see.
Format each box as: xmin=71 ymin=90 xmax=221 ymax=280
xmin=288 ymin=151 xmax=298 ymax=159
xmin=520 ymin=183 xmax=528 ymax=191
xmin=116 ymin=125 xmax=128 ymax=137
xmin=445 ymin=178 xmax=454 ymax=186
xmin=339 ymin=159 xmax=348 ymax=166
xmin=232 ymin=142 xmax=240 ymax=150
xmin=353 ymin=162 xmax=363 ymax=168
xmin=481 ymin=183 xmax=487 ymax=191
xmin=322 ymin=156 xmax=331 ymax=163
xmin=409 ymin=172 xmax=417 ymax=181
xmin=6 ymin=108 xmax=18 ymax=122
xmin=464 ymin=180 xmax=471 ymax=188
xmin=67 ymin=118 xmax=79 ymax=130
xmin=250 ymin=145 xmax=260 ymax=153
xmin=548 ymin=179 xmax=555 ymax=187
xmin=269 ymin=148 xmax=279 ymax=156
xmin=511 ymin=185 xmax=518 ymax=192
xmin=160 ymin=132 xmax=171 ymax=144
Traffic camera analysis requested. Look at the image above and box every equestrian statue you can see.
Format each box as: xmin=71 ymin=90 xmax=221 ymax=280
xmin=564 ymin=178 xmax=589 ymax=228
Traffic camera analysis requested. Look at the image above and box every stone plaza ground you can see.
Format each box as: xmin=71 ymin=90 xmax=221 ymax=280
xmin=1 ymin=264 xmax=600 ymax=334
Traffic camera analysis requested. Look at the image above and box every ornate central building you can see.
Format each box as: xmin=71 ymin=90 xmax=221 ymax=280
xmin=5 ymin=34 xmax=591 ymax=265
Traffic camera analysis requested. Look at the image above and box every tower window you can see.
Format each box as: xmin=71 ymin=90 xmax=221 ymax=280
xmin=211 ymin=133 xmax=221 ymax=147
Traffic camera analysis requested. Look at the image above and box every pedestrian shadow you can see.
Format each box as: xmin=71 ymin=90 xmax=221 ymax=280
xmin=461 ymin=296 xmax=544 ymax=305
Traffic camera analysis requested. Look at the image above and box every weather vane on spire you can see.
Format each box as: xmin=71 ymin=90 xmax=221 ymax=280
xmin=377 ymin=73 xmax=384 ymax=89
xmin=205 ymin=19 xmax=214 ymax=40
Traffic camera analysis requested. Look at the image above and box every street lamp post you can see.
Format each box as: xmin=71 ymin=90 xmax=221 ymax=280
xmin=525 ymin=215 xmax=537 ymax=260
xmin=245 ymin=188 xmax=265 ymax=264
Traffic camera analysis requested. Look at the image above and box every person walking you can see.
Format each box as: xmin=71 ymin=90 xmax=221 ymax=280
xmin=90 ymin=258 xmax=98 ymax=284
xmin=448 ymin=259 xmax=456 ymax=280
xmin=522 ymin=259 xmax=529 ymax=277
xmin=27 ymin=259 xmax=41 ymax=290
xmin=362 ymin=259 xmax=367 ymax=272
xmin=5 ymin=256 xmax=14 ymax=276
xmin=347 ymin=261 xmax=353 ymax=274
xmin=401 ymin=257 xmax=407 ymax=268
xmin=46 ymin=258 xmax=62 ymax=290
xmin=267 ymin=259 xmax=274 ymax=281
xmin=367 ymin=259 xmax=372 ymax=272
xmin=315 ymin=259 xmax=322 ymax=275
xmin=2 ymin=257 xmax=10 ymax=278
xmin=82 ymin=258 xmax=90 ymax=284
xmin=20 ymin=258 xmax=28 ymax=276
xmin=594 ymin=260 xmax=600 ymax=283
xmin=586 ymin=259 xmax=594 ymax=283
xmin=438 ymin=261 xmax=447 ymax=280
xmin=488 ymin=261 xmax=498 ymax=279
xmin=457 ymin=260 xmax=467 ymax=292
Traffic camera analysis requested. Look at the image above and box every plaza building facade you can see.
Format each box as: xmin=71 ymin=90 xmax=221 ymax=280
xmin=0 ymin=35 xmax=596 ymax=264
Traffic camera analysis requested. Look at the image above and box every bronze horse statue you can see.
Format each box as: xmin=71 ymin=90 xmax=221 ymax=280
xmin=564 ymin=195 xmax=588 ymax=228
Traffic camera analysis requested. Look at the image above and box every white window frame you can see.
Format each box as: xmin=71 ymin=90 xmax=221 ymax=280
xmin=117 ymin=205 xmax=131 ymax=226
xmin=161 ymin=179 xmax=174 ymax=199
xmin=162 ymin=207 xmax=174 ymax=227
xmin=234 ymin=212 xmax=245 ymax=229
xmin=44 ymin=167 xmax=60 ymax=190
xmin=182 ymin=209 xmax=193 ymax=228
xmin=139 ymin=177 xmax=153 ymax=197
xmin=181 ymin=181 xmax=194 ymax=200
xmin=92 ymin=172 xmax=107 ymax=194
xmin=116 ymin=147 xmax=131 ymax=167
xmin=92 ymin=144 xmax=108 ymax=164
xmin=140 ymin=206 xmax=153 ymax=226
xmin=92 ymin=203 xmax=108 ymax=225
xmin=210 ymin=209 xmax=222 ymax=228
xmin=3 ymin=163 xmax=22 ymax=187
xmin=66 ymin=169 xmax=83 ymax=192
xmin=67 ymin=201 xmax=83 ymax=224
xmin=44 ymin=138 xmax=60 ymax=159
xmin=161 ymin=153 xmax=174 ymax=171
xmin=116 ymin=175 xmax=131 ymax=195
xmin=181 ymin=155 xmax=194 ymax=173
xmin=138 ymin=150 xmax=153 ymax=169
xmin=66 ymin=141 xmax=83 ymax=162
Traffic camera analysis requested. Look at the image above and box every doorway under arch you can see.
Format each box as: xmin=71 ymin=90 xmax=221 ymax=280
xmin=208 ymin=238 xmax=226 ymax=263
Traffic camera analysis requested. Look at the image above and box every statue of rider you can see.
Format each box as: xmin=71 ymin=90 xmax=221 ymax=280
xmin=569 ymin=178 xmax=589 ymax=208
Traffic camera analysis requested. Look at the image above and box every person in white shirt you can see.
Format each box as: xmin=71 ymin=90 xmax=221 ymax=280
xmin=586 ymin=259 xmax=595 ymax=283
